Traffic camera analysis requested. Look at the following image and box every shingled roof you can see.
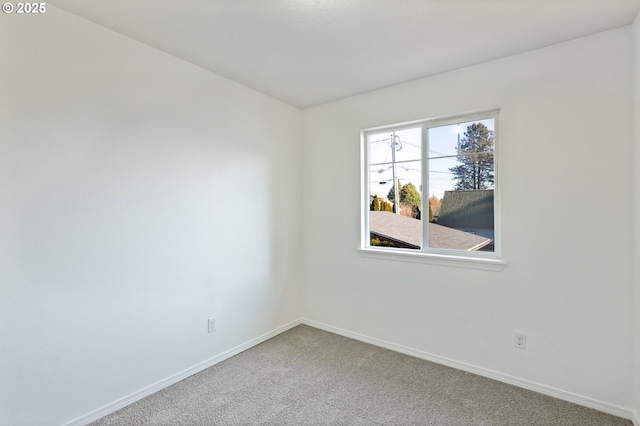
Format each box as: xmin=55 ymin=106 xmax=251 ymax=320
xmin=437 ymin=189 xmax=494 ymax=230
xmin=369 ymin=211 xmax=491 ymax=251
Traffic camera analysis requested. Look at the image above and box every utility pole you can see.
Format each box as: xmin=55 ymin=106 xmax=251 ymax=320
xmin=391 ymin=132 xmax=400 ymax=215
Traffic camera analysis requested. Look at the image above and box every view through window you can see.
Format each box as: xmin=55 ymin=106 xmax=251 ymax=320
xmin=365 ymin=111 xmax=498 ymax=257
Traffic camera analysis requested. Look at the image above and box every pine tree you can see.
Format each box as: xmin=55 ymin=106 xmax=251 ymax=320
xmin=449 ymin=123 xmax=494 ymax=190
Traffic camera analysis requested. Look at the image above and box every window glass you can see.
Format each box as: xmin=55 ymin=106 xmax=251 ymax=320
xmin=368 ymin=128 xmax=422 ymax=250
xmin=427 ymin=119 xmax=495 ymax=252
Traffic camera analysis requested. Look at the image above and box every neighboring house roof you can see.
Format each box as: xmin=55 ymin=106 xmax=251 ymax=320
xmin=369 ymin=211 xmax=491 ymax=251
xmin=437 ymin=189 xmax=494 ymax=230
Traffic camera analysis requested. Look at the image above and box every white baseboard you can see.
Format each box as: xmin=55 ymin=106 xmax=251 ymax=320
xmin=64 ymin=319 xmax=302 ymax=426
xmin=64 ymin=317 xmax=635 ymax=425
xmin=301 ymin=318 xmax=635 ymax=422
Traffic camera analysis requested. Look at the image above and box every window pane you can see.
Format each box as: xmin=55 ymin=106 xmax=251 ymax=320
xmin=369 ymin=157 xmax=422 ymax=250
xmin=427 ymin=119 xmax=495 ymax=252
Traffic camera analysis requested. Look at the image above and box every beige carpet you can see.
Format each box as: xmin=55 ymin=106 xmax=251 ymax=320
xmin=91 ymin=325 xmax=631 ymax=425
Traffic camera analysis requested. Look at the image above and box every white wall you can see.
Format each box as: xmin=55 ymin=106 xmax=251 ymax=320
xmin=0 ymin=7 xmax=302 ymax=425
xmin=302 ymin=28 xmax=634 ymax=412
xmin=633 ymin=10 xmax=640 ymax=425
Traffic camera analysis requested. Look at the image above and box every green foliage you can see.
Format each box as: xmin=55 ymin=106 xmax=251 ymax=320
xmin=387 ymin=180 xmax=421 ymax=207
xmin=387 ymin=179 xmax=399 ymax=203
xmin=371 ymin=195 xmax=380 ymax=211
xmin=370 ymin=237 xmax=391 ymax=247
xmin=450 ymin=122 xmax=494 ymax=190
xmin=371 ymin=195 xmax=393 ymax=212
xmin=400 ymin=182 xmax=421 ymax=207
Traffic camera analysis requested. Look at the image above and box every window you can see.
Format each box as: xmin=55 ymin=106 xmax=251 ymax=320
xmin=360 ymin=110 xmax=504 ymax=270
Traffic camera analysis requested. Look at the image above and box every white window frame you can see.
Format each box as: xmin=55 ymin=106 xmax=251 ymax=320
xmin=359 ymin=109 xmax=506 ymax=271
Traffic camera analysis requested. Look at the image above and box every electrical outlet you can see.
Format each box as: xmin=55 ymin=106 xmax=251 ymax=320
xmin=514 ymin=332 xmax=526 ymax=349
xmin=207 ymin=317 xmax=216 ymax=333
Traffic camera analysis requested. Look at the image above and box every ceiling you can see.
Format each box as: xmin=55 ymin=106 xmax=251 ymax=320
xmin=49 ymin=0 xmax=640 ymax=109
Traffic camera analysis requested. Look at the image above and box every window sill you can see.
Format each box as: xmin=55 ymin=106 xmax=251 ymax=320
xmin=357 ymin=247 xmax=507 ymax=271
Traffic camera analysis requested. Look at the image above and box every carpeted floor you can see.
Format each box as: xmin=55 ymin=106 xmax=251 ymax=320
xmin=91 ymin=325 xmax=631 ymax=425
